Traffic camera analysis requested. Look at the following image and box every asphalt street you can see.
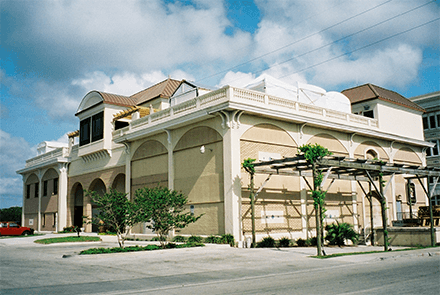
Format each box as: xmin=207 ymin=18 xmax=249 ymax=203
xmin=1 ymin=234 xmax=439 ymax=295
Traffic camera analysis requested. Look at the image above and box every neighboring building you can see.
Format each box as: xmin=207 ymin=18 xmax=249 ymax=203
xmin=17 ymin=76 xmax=434 ymax=244
xmin=409 ymin=91 xmax=440 ymax=206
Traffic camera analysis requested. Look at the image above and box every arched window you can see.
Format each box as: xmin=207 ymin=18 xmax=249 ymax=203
xmin=366 ymin=149 xmax=377 ymax=160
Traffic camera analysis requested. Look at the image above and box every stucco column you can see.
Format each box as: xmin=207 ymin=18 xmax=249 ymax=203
xmin=223 ymin=123 xmax=242 ymax=242
xmin=37 ymin=170 xmax=42 ymax=232
xmin=21 ymin=176 xmax=26 ymax=226
xmin=300 ymin=177 xmax=308 ymax=237
xmin=57 ymin=163 xmax=68 ymax=231
xmin=123 ymin=143 xmax=131 ymax=199
xmin=165 ymin=130 xmax=174 ymax=190
xmin=348 ymin=137 xmax=358 ymax=231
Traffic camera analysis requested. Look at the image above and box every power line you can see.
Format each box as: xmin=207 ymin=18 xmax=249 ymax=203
xmin=222 ymin=0 xmax=435 ymax=85
xmin=280 ymin=17 xmax=440 ymax=79
xmin=196 ymin=0 xmax=393 ymax=83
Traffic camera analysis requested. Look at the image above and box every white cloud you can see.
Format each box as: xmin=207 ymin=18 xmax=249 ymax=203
xmin=3 ymin=1 xmax=252 ymax=77
xmin=313 ymin=44 xmax=423 ymax=88
xmin=250 ymin=0 xmax=439 ymax=89
xmin=0 ymin=130 xmax=36 ymax=206
xmin=217 ymin=71 xmax=255 ymax=88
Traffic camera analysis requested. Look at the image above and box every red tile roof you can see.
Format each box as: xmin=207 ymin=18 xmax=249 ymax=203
xmin=130 ymin=78 xmax=181 ymax=105
xmin=342 ymin=84 xmax=425 ymax=112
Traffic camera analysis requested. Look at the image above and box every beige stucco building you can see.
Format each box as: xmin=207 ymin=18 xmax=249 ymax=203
xmin=17 ymin=76 xmax=435 ymax=244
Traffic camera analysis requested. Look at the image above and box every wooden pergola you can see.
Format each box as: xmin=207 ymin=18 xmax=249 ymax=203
xmin=247 ymin=155 xmax=440 ymax=251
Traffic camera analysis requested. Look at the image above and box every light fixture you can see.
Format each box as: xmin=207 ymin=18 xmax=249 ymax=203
xmin=200 ymin=145 xmax=212 ymax=154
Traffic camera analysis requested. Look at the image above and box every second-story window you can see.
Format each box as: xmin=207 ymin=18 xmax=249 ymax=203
xmin=79 ymin=111 xmax=104 ymax=146
xmin=92 ymin=112 xmax=104 ymax=142
xmin=35 ymin=183 xmax=39 ymax=198
xmin=53 ymin=178 xmax=58 ymax=195
xmin=43 ymin=180 xmax=48 ymax=197
xmin=80 ymin=117 xmax=91 ymax=146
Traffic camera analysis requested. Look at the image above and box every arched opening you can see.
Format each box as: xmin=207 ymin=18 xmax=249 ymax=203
xmin=72 ymin=183 xmax=84 ymax=228
xmin=112 ymin=174 xmax=126 ymax=193
xmin=366 ymin=149 xmax=378 ymax=160
xmin=89 ymin=179 xmax=106 ymax=232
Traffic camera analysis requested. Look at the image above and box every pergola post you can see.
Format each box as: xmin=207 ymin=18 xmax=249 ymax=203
xmin=250 ymin=172 xmax=256 ymax=248
xmin=378 ymin=173 xmax=389 ymax=251
xmin=365 ymin=171 xmax=388 ymax=251
xmin=416 ymin=175 xmax=439 ymax=247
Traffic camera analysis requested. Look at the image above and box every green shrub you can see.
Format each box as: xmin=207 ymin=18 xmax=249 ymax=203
xmin=296 ymin=238 xmax=306 ymax=247
xmin=278 ymin=237 xmax=291 ymax=247
xmin=172 ymin=235 xmax=187 ymax=243
xmin=60 ymin=226 xmax=78 ymax=233
xmin=205 ymin=235 xmax=222 ymax=244
xmin=308 ymin=237 xmax=317 ymax=246
xmin=151 ymin=236 xmax=167 ymax=242
xmin=257 ymin=236 xmax=276 ymax=248
xmin=325 ymin=223 xmax=359 ymax=246
xmin=188 ymin=235 xmax=203 ymax=243
xmin=221 ymin=234 xmax=235 ymax=246
xmin=79 ymin=242 xmax=204 ymax=255
xmin=295 ymin=237 xmax=316 ymax=247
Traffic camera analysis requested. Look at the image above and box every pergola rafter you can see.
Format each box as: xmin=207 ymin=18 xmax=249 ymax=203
xmin=249 ymin=155 xmax=440 ymax=249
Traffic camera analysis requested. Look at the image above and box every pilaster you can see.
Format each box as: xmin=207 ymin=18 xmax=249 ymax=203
xmin=222 ymin=112 xmax=242 ymax=242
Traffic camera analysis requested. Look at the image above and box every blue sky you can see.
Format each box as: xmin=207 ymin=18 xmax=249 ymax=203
xmin=1 ymin=0 xmax=439 ymax=208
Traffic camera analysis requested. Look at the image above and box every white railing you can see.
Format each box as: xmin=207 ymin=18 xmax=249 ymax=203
xmin=25 ymin=147 xmax=68 ymax=168
xmin=113 ymin=86 xmax=378 ymax=139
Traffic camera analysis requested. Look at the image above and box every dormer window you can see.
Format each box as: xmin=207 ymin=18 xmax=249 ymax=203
xmin=80 ymin=111 xmax=104 ymax=146
xmin=92 ymin=112 xmax=104 ymax=142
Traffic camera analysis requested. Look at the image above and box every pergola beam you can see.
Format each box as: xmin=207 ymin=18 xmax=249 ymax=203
xmin=249 ymin=155 xmax=440 ymax=251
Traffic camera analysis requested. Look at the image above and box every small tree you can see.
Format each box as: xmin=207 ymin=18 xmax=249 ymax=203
xmin=85 ymin=189 xmax=139 ymax=248
xmin=0 ymin=206 xmax=22 ymax=223
xmin=134 ymin=186 xmax=203 ymax=248
xmin=298 ymin=143 xmax=332 ymax=256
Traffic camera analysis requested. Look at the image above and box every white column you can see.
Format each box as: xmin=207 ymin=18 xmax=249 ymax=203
xmin=21 ymin=176 xmax=26 ymax=226
xmin=57 ymin=163 xmax=68 ymax=231
xmin=348 ymin=137 xmax=358 ymax=231
xmin=351 ymin=183 xmax=358 ymax=231
xmin=37 ymin=170 xmax=42 ymax=232
xmin=223 ymin=121 xmax=242 ymax=242
xmin=124 ymin=143 xmax=131 ymax=198
xmin=165 ymin=130 xmax=174 ymax=190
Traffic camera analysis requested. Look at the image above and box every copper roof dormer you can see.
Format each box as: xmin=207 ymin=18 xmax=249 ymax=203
xmin=342 ymin=84 xmax=425 ymax=112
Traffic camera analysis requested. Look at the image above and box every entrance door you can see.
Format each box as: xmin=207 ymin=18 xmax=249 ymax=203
xmin=74 ymin=206 xmax=83 ymax=227
xmin=74 ymin=184 xmax=84 ymax=228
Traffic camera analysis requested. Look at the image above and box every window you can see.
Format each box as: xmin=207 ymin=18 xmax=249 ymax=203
xmin=43 ymin=180 xmax=48 ymax=197
xmin=53 ymin=213 xmax=57 ymax=227
xmin=363 ymin=110 xmax=374 ymax=118
xmin=79 ymin=111 xmax=104 ymax=146
xmin=427 ymin=140 xmax=439 ymax=157
xmin=42 ymin=214 xmax=46 ymax=227
xmin=35 ymin=183 xmax=39 ymax=198
xmin=80 ymin=117 xmax=91 ymax=146
xmin=53 ymin=178 xmax=59 ymax=195
xmin=431 ymin=195 xmax=440 ymax=206
xmin=9 ymin=222 xmax=19 ymax=228
xmin=423 ymin=117 xmax=428 ymax=129
xmin=429 ymin=115 xmax=437 ymax=129
xmin=26 ymin=185 xmax=30 ymax=199
xmin=92 ymin=112 xmax=104 ymax=142
xmin=423 ymin=114 xmax=440 ymax=130
xmin=115 ymin=121 xmax=129 ymax=130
